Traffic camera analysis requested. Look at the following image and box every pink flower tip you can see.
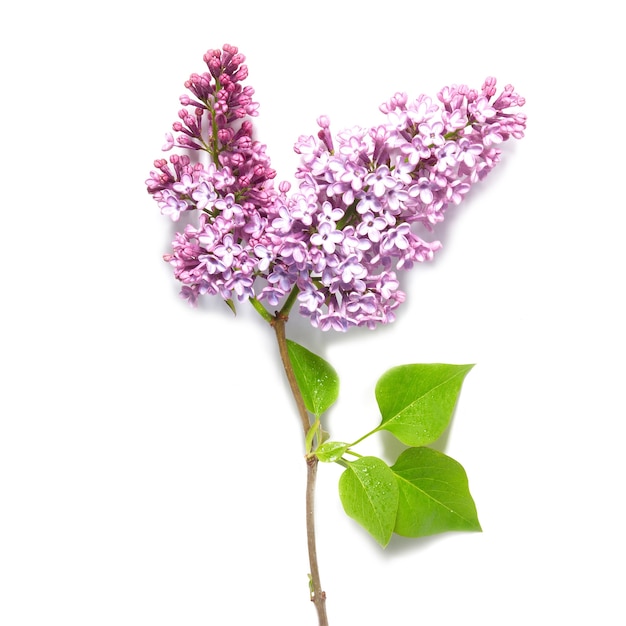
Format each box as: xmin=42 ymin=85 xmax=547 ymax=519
xmin=161 ymin=133 xmax=174 ymax=151
xmin=317 ymin=115 xmax=331 ymax=129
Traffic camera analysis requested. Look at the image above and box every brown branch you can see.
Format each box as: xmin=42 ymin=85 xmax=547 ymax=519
xmin=272 ymin=314 xmax=329 ymax=626
xmin=272 ymin=314 xmax=310 ymax=435
xmin=306 ymin=455 xmax=328 ymax=625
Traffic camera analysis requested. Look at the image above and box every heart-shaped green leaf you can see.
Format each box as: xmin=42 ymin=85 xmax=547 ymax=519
xmin=391 ymin=447 xmax=481 ymax=537
xmin=287 ymin=340 xmax=339 ymax=416
xmin=375 ymin=363 xmax=474 ymax=446
xmin=338 ymin=456 xmax=399 ymax=547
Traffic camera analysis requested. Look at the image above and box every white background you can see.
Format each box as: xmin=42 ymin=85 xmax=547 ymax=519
xmin=1 ymin=2 xmax=624 ymax=624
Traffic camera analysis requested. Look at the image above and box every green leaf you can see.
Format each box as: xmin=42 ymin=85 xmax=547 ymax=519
xmin=315 ymin=441 xmax=349 ymax=463
xmin=391 ymin=447 xmax=481 ymax=537
xmin=287 ymin=340 xmax=339 ymax=416
xmin=375 ymin=363 xmax=474 ymax=446
xmin=338 ymin=457 xmax=399 ymax=547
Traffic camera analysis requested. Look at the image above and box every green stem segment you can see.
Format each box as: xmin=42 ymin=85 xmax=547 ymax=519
xmin=249 ymin=297 xmax=274 ymax=324
xmin=272 ymin=312 xmax=329 ymax=626
xmin=348 ymin=425 xmax=381 ymax=448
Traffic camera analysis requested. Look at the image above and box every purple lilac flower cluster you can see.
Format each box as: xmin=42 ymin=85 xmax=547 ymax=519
xmin=145 ymin=44 xmax=278 ymax=303
xmin=146 ymin=45 xmax=526 ymax=331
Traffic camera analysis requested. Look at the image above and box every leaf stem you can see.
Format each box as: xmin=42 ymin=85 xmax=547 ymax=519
xmin=249 ymin=297 xmax=274 ymax=324
xmin=348 ymin=425 xmax=381 ymax=448
xmin=271 ymin=313 xmax=329 ymax=626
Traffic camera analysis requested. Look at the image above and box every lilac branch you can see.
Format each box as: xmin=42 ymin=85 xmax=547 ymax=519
xmin=146 ymin=44 xmax=527 ymax=626
xmin=272 ymin=314 xmax=328 ymax=626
